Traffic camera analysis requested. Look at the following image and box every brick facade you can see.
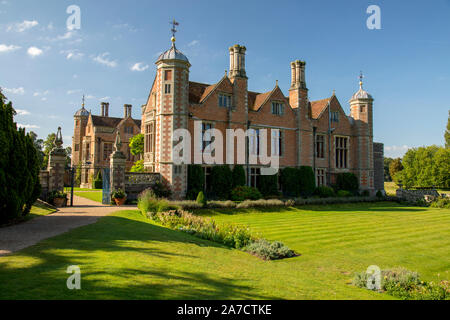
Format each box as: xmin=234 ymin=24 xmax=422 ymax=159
xmin=139 ymin=39 xmax=384 ymax=198
xmin=72 ymin=102 xmax=141 ymax=188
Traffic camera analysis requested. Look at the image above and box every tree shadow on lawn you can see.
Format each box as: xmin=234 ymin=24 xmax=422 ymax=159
xmin=195 ymin=202 xmax=429 ymax=216
xmin=0 ymin=214 xmax=279 ymax=300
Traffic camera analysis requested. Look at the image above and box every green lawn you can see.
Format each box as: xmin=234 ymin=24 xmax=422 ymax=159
xmin=0 ymin=202 xmax=448 ymax=299
xmin=74 ymin=191 xmax=103 ymax=203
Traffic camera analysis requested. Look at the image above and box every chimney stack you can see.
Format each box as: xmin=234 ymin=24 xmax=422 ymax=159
xmin=229 ymin=44 xmax=247 ymax=78
xmin=290 ymin=60 xmax=306 ymax=89
xmin=124 ymin=104 xmax=132 ymax=118
xmin=101 ymin=102 xmax=109 ymax=117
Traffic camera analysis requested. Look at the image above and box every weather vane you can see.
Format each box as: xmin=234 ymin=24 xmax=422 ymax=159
xmin=170 ymin=19 xmax=179 ymax=38
xmin=359 ymin=71 xmax=364 ymax=88
xmin=82 ymin=94 xmax=85 ymax=108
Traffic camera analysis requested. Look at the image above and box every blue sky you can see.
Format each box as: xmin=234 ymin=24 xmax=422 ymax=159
xmin=1 ymin=0 xmax=449 ymax=158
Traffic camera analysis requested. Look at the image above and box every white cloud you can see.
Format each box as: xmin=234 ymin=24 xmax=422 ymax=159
xmin=47 ymin=22 xmax=54 ymax=30
xmin=60 ymin=49 xmax=84 ymax=60
xmin=188 ymin=40 xmax=199 ymax=47
xmin=385 ymin=145 xmax=410 ymax=158
xmin=15 ymin=109 xmax=30 ymax=116
xmin=33 ymin=90 xmax=49 ymax=97
xmin=27 ymin=46 xmax=43 ymax=57
xmin=131 ymin=62 xmax=149 ymax=72
xmin=7 ymin=20 xmax=38 ymax=32
xmin=4 ymin=87 xmax=25 ymax=95
xmin=85 ymin=95 xmax=95 ymax=99
xmin=17 ymin=123 xmax=40 ymax=129
xmin=92 ymin=53 xmax=117 ymax=68
xmin=99 ymin=96 xmax=110 ymax=101
xmin=67 ymin=89 xmax=81 ymax=95
xmin=0 ymin=44 xmax=20 ymax=53
xmin=113 ymin=23 xmax=138 ymax=32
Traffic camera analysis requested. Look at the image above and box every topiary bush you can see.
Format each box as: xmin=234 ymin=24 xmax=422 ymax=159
xmin=186 ymin=165 xmax=205 ymax=200
xmin=336 ymin=172 xmax=359 ymax=192
xmin=231 ymin=186 xmax=262 ymax=201
xmin=257 ymin=174 xmax=279 ymax=197
xmin=232 ymin=165 xmax=246 ymax=188
xmin=298 ymin=166 xmax=316 ymax=197
xmin=280 ymin=167 xmax=301 ymax=197
xmin=196 ymin=191 xmax=207 ymax=207
xmin=314 ymin=186 xmax=335 ymax=198
xmin=210 ymin=165 xmax=233 ymax=199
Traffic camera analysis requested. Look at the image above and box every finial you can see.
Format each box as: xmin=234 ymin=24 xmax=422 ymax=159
xmin=170 ymin=19 xmax=179 ymax=44
xmin=82 ymin=94 xmax=85 ymax=108
xmin=332 ymin=89 xmax=336 ymax=96
xmin=225 ymin=70 xmax=228 ymax=77
xmin=359 ymin=71 xmax=364 ymax=89
xmin=276 ymin=80 xmax=279 ymax=87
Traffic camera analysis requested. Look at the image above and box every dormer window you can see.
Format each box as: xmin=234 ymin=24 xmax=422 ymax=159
xmin=271 ymin=102 xmax=284 ymax=115
xmin=218 ymin=94 xmax=231 ymax=107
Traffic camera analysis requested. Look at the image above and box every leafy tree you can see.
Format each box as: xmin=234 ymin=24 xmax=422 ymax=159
xmin=29 ymin=131 xmax=44 ymax=167
xmin=0 ymin=91 xmax=40 ymax=223
xmin=433 ymin=147 xmax=450 ymax=188
xmin=130 ymin=159 xmax=144 ymax=172
xmin=384 ymin=157 xmax=393 ymax=182
xmin=42 ymin=133 xmax=56 ymax=169
xmin=445 ymin=110 xmax=450 ymax=148
xmin=65 ymin=146 xmax=72 ymax=168
xmin=389 ymin=158 xmax=403 ymax=181
xmin=129 ymin=133 xmax=144 ymax=158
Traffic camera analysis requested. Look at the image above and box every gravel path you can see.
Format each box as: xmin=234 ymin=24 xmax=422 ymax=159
xmin=0 ymin=195 xmax=135 ymax=256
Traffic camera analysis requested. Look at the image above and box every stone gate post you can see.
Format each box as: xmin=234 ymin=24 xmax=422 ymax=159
xmin=110 ymin=131 xmax=126 ymax=192
xmin=48 ymin=127 xmax=66 ymax=192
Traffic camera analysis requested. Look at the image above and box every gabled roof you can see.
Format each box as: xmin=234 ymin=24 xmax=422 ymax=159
xmin=310 ymin=97 xmax=331 ymax=119
xmin=189 ymin=81 xmax=210 ymax=104
xmin=91 ymin=115 xmax=141 ymax=129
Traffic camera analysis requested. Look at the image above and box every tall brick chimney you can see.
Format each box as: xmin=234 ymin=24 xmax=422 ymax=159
xmin=229 ymin=45 xmax=247 ymax=79
xmin=290 ymin=60 xmax=306 ymax=89
xmin=124 ymin=104 xmax=132 ymax=118
xmin=101 ymin=102 xmax=109 ymax=117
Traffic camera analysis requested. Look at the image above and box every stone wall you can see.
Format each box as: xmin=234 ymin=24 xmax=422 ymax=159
xmin=124 ymin=172 xmax=161 ymax=200
xmin=396 ymin=189 xmax=440 ymax=202
xmin=39 ymin=170 xmax=49 ymax=201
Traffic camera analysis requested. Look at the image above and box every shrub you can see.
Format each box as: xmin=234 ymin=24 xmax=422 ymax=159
xmin=361 ymin=190 xmax=370 ymax=197
xmin=196 ymin=191 xmax=207 ymax=207
xmin=298 ymin=166 xmax=316 ymax=197
xmin=130 ymin=159 xmax=144 ymax=173
xmin=231 ymin=186 xmax=262 ymax=201
xmin=210 ymin=165 xmax=233 ymax=199
xmin=257 ymin=174 xmax=280 ymax=197
xmin=47 ymin=190 xmax=67 ymax=205
xmin=171 ymin=200 xmax=203 ymax=210
xmin=186 ymin=165 xmax=205 ymax=200
xmin=207 ymin=200 xmax=237 ymax=208
xmin=337 ymin=190 xmax=353 ymax=197
xmin=232 ymin=165 xmax=246 ymax=188
xmin=376 ymin=190 xmax=384 ymax=198
xmin=111 ymin=188 xmax=126 ymax=199
xmin=147 ymin=209 xmax=254 ymax=249
xmin=245 ymin=239 xmax=296 ymax=260
xmin=152 ymin=180 xmax=172 ymax=198
xmin=353 ymin=267 xmax=449 ymax=300
xmin=430 ymin=197 xmax=450 ymax=209
xmin=314 ymin=186 xmax=335 ymax=198
xmin=336 ymin=172 xmax=359 ymax=192
xmin=236 ymin=199 xmax=286 ymax=209
xmin=280 ymin=167 xmax=300 ymax=197
xmin=137 ymin=189 xmax=178 ymax=216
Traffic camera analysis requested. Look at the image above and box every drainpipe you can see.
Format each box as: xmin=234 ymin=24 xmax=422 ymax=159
xmin=327 ymin=103 xmax=332 ymax=186
xmin=312 ymin=126 xmax=317 ymax=179
xmin=246 ymin=120 xmax=251 ymax=187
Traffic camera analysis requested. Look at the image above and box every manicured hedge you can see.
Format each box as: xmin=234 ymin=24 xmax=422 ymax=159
xmin=336 ymin=172 xmax=359 ymax=192
xmin=187 ymin=165 xmax=205 ymax=200
xmin=210 ymin=165 xmax=233 ymax=199
xmin=298 ymin=166 xmax=315 ymax=197
xmin=258 ymin=174 xmax=279 ymax=197
xmin=232 ymin=165 xmax=246 ymax=188
xmin=280 ymin=166 xmax=316 ymax=197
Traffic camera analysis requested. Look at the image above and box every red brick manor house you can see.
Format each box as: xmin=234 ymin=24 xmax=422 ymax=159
xmin=139 ymin=35 xmax=384 ymax=198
